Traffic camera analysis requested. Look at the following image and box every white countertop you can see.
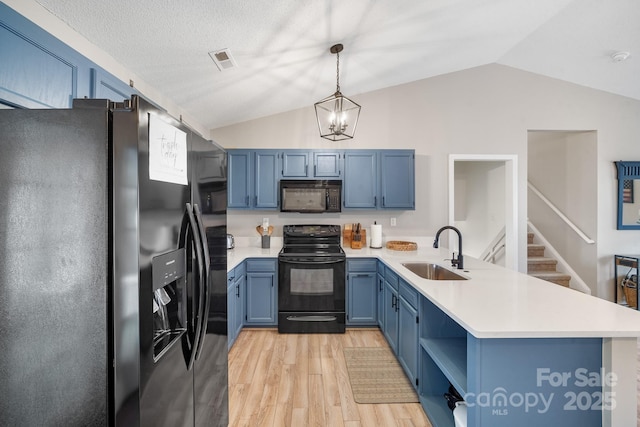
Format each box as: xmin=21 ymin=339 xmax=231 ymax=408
xmin=227 ymin=242 xmax=640 ymax=339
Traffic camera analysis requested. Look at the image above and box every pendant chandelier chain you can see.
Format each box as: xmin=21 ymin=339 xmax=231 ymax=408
xmin=335 ymin=50 xmax=340 ymax=93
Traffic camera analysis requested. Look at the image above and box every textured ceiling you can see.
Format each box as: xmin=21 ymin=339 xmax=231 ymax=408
xmin=33 ymin=0 xmax=640 ymax=130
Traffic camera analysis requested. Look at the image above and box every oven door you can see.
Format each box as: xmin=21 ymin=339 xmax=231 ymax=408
xmin=278 ymin=256 xmax=345 ymax=313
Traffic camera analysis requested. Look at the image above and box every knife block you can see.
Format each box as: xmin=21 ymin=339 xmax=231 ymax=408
xmin=350 ymin=230 xmax=366 ymax=249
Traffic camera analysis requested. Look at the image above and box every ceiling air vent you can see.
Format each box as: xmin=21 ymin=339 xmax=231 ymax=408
xmin=208 ymin=48 xmax=237 ymax=71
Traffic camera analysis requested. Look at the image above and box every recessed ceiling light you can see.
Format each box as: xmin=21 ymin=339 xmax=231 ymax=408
xmin=208 ymin=48 xmax=237 ymax=71
xmin=611 ymin=51 xmax=630 ymax=62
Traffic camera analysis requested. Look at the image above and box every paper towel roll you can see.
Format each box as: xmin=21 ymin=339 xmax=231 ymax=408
xmin=370 ymin=223 xmax=382 ymax=248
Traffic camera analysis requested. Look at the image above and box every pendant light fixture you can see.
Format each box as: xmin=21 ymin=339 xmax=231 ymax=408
xmin=314 ymin=44 xmax=361 ymax=141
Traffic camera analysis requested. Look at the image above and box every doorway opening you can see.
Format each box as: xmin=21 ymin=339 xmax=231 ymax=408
xmin=448 ymin=155 xmax=518 ymax=271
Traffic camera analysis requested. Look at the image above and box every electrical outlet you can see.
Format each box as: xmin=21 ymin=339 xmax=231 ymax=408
xmin=390 ymin=217 xmax=397 ymax=227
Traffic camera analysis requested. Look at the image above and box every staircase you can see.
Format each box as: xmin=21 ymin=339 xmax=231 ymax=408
xmin=527 ymin=232 xmax=571 ymax=287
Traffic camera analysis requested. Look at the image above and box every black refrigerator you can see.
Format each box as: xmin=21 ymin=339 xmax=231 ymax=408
xmin=0 ymin=95 xmax=228 ymax=426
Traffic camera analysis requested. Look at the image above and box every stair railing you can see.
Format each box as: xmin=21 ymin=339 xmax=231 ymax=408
xmin=528 ymin=182 xmax=595 ymax=244
xmin=527 ymin=221 xmax=592 ymax=295
xmin=480 ymin=227 xmax=506 ymax=264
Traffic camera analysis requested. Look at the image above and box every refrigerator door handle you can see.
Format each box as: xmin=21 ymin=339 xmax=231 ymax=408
xmin=192 ymin=203 xmax=210 ymax=360
xmin=183 ymin=203 xmax=205 ymax=371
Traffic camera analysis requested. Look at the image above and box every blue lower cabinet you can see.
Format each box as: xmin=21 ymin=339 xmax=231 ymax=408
xmin=383 ymin=281 xmax=399 ymax=352
xmin=418 ymin=294 xmax=605 ymax=427
xmin=397 ymin=279 xmax=419 ymax=389
xmin=346 ymin=259 xmax=378 ymax=326
xmin=382 ymin=268 xmax=400 ymax=353
xmin=245 ymin=259 xmax=277 ymax=326
xmin=377 ymin=262 xmax=385 ymax=329
xmin=227 ymin=263 xmax=245 ymax=350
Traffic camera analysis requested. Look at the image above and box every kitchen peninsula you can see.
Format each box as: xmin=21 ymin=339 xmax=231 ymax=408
xmin=228 ymin=242 xmax=640 ymax=427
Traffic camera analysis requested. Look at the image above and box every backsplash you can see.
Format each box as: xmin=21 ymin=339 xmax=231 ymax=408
xmin=227 ymin=210 xmax=434 ymax=248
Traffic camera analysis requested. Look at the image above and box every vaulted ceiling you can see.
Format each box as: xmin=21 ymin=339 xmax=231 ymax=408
xmin=33 ymin=0 xmax=640 ymax=130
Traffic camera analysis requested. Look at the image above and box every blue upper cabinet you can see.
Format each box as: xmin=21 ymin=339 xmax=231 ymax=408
xmin=380 ymin=150 xmax=415 ymax=209
xmin=254 ymin=151 xmax=279 ymax=209
xmin=344 ymin=150 xmax=378 ymax=208
xmin=313 ymin=151 xmax=342 ymax=177
xmin=0 ymin=3 xmax=90 ymax=108
xmin=91 ymin=68 xmax=137 ymax=101
xmin=281 ymin=150 xmax=309 ymax=177
xmin=228 ymin=150 xmax=252 ymax=208
xmin=228 ymin=149 xmax=278 ymax=209
xmin=344 ymin=149 xmax=415 ymax=210
xmin=229 ymin=148 xmax=414 ymax=210
xmin=0 ymin=3 xmax=140 ymax=109
xmin=280 ymin=150 xmax=342 ymax=178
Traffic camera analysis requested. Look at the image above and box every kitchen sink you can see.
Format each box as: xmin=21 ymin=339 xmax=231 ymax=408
xmin=402 ymin=263 xmax=468 ymax=281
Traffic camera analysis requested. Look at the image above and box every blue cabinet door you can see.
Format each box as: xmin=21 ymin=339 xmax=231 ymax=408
xmin=228 ymin=150 xmax=278 ymax=209
xmin=281 ymin=150 xmax=341 ymax=178
xmin=313 ymin=151 xmax=342 ymax=177
xmin=0 ymin=4 xmax=87 ymax=108
xmin=377 ymin=270 xmax=385 ymax=329
xmin=228 ymin=150 xmax=251 ymax=208
xmin=254 ymin=150 xmax=279 ymax=209
xmin=91 ymin=68 xmax=136 ymax=101
xmin=227 ymin=275 xmax=235 ymax=349
xmin=398 ymin=294 xmax=419 ymax=388
xmin=383 ymin=281 xmax=399 ymax=353
xmin=344 ymin=151 xmax=378 ymax=208
xmin=234 ymin=273 xmax=245 ymax=338
xmin=245 ymin=272 xmax=276 ymax=324
xmin=227 ymin=265 xmax=246 ymax=349
xmin=281 ymin=150 xmax=309 ymax=177
xmin=347 ymin=272 xmax=377 ymax=325
xmin=380 ymin=150 xmax=415 ymax=209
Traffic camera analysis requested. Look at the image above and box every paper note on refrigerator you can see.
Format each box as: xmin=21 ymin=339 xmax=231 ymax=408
xmin=148 ymin=114 xmax=188 ymax=185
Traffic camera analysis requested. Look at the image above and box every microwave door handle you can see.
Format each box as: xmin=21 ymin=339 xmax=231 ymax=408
xmin=192 ymin=204 xmax=210 ymax=361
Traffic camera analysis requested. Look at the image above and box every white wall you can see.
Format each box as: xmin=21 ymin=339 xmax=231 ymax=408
xmin=454 ymin=161 xmax=505 ymax=260
xmin=212 ymin=64 xmax=640 ymax=300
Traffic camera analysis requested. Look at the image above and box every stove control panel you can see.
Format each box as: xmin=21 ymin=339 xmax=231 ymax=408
xmin=283 ymin=224 xmax=341 ymax=237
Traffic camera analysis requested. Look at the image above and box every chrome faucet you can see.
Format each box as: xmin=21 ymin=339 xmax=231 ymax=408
xmin=433 ymin=226 xmax=464 ymax=269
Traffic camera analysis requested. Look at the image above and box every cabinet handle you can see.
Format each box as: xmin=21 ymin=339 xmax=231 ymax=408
xmin=236 ymin=284 xmax=240 ymax=298
xmin=382 ymin=196 xmax=385 ymax=207
xmin=391 ymin=294 xmax=397 ymax=309
xmin=245 ymin=195 xmax=249 ymax=206
xmin=374 ymin=196 xmax=377 ymax=206
xmin=314 ymin=164 xmax=317 ymax=176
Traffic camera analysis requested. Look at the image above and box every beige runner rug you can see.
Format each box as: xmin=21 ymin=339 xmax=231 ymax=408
xmin=343 ymin=347 xmax=419 ymax=404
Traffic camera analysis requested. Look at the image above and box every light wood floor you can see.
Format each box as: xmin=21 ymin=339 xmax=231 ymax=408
xmin=228 ymin=328 xmax=431 ymax=427
xmin=229 ymin=330 xmax=640 ymax=426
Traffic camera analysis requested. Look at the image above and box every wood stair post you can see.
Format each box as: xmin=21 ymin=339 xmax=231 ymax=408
xmin=527 ymin=232 xmax=572 ymax=287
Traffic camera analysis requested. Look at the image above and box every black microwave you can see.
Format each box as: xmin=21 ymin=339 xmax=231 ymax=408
xmin=280 ymin=180 xmax=342 ymax=213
